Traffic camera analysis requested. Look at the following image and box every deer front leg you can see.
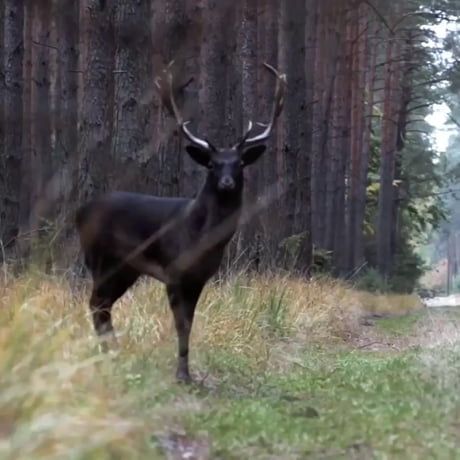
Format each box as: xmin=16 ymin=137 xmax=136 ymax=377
xmin=167 ymin=283 xmax=203 ymax=383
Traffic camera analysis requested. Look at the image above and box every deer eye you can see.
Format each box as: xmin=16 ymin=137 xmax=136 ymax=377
xmin=207 ymin=161 xmax=213 ymax=169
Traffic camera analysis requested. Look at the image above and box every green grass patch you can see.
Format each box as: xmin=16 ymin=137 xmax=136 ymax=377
xmin=375 ymin=311 xmax=425 ymax=336
xmin=171 ymin=349 xmax=460 ymax=459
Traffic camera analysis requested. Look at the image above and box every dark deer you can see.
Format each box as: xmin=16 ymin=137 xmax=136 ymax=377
xmin=76 ymin=62 xmax=286 ymax=383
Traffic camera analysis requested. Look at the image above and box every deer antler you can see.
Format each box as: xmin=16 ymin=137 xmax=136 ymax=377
xmin=234 ymin=120 xmax=254 ymax=149
xmin=235 ymin=63 xmax=286 ymax=149
xmin=155 ymin=61 xmax=212 ymax=151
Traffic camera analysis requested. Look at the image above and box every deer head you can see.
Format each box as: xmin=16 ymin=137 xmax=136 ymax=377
xmin=155 ymin=61 xmax=286 ymax=194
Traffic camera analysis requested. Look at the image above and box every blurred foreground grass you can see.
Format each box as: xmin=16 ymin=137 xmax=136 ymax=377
xmin=3 ymin=270 xmax=459 ymax=459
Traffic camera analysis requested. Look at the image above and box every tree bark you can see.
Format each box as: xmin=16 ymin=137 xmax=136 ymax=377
xmin=239 ymin=0 xmax=260 ymax=263
xmin=1 ymin=0 xmax=24 ymax=252
xmin=315 ymin=3 xmax=341 ymax=251
xmin=18 ymin=3 xmax=33 ymax=256
xmin=112 ymin=0 xmax=152 ymax=192
xmin=257 ymin=0 xmax=279 ymax=264
xmin=391 ymin=30 xmax=414 ymax=261
xmin=200 ymin=0 xmax=232 ymax=145
xmin=377 ymin=28 xmax=399 ymax=278
xmin=54 ymin=0 xmax=79 ymax=224
xmin=346 ymin=6 xmax=360 ymax=271
xmin=295 ymin=0 xmax=316 ymax=272
xmin=78 ymin=0 xmax=115 ymax=202
xmin=151 ymin=0 xmax=189 ymax=197
xmin=179 ymin=0 xmax=204 ymax=197
xmin=311 ymin=1 xmax=325 ymax=248
xmin=29 ymin=0 xmax=53 ymax=237
xmin=355 ymin=16 xmax=377 ymax=270
xmin=324 ymin=7 xmax=346 ymax=254
xmin=279 ymin=0 xmax=311 ymax=272
xmin=0 ymin=0 xmax=4 ymax=188
xmin=334 ymin=10 xmax=353 ymax=274
xmin=347 ymin=3 xmax=371 ymax=272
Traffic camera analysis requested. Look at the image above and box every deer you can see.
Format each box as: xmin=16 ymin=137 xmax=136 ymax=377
xmin=76 ymin=61 xmax=286 ymax=383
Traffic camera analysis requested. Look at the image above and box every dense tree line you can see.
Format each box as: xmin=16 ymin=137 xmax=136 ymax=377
xmin=1 ymin=0 xmax=458 ymax=290
xmin=418 ymin=9 xmax=460 ymax=293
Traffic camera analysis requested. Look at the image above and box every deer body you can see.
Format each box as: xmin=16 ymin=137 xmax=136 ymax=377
xmin=77 ymin=180 xmax=241 ymax=285
xmin=77 ymin=62 xmax=286 ymax=382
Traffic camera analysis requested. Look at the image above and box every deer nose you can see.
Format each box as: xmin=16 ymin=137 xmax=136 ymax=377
xmin=218 ymin=176 xmax=235 ymax=191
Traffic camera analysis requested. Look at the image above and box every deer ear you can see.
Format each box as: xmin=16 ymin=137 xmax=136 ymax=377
xmin=241 ymin=145 xmax=267 ymax=167
xmin=186 ymin=146 xmax=211 ymax=168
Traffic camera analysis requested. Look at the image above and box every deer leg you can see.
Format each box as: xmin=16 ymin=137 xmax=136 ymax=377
xmin=89 ymin=268 xmax=139 ymax=352
xmin=167 ymin=283 xmax=204 ymax=383
xmin=89 ymin=291 xmax=116 ymax=352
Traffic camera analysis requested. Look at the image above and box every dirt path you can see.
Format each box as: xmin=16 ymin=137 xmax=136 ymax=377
xmin=352 ymin=307 xmax=460 ymax=352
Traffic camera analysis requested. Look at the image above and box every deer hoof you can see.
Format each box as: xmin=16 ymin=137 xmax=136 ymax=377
xmin=98 ymin=332 xmax=119 ymax=354
xmin=176 ymin=369 xmax=192 ymax=384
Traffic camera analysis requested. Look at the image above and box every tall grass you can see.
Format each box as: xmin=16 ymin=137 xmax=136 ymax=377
xmin=0 ymin=270 xmax=423 ymax=458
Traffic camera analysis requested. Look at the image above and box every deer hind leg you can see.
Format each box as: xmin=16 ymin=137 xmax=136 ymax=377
xmin=89 ymin=265 xmax=139 ymax=352
xmin=167 ymin=282 xmax=204 ymax=383
xmin=89 ymin=290 xmax=116 ymax=352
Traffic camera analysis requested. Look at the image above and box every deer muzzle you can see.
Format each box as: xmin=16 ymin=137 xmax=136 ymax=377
xmin=218 ymin=176 xmax=236 ymax=192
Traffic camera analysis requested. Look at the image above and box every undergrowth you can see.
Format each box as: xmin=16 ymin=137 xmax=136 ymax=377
xmin=0 ymin=270 xmax=427 ymax=459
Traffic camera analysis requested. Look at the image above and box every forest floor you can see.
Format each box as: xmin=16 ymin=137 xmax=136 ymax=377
xmin=1 ymin=272 xmax=460 ymax=459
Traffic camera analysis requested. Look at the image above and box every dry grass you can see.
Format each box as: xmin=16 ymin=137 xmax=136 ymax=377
xmin=355 ymin=290 xmax=424 ymax=316
xmin=0 ymin=270 xmax=424 ymax=459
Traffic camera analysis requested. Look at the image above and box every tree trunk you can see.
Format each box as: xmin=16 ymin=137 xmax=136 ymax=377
xmin=334 ymin=10 xmax=352 ymax=275
xmin=178 ymin=0 xmax=204 ymax=197
xmin=354 ymin=12 xmax=377 ymax=270
xmin=391 ymin=30 xmax=414 ymax=261
xmin=295 ymin=0 xmax=316 ymax=273
xmin=78 ymin=0 xmax=115 ymax=202
xmin=54 ymin=0 xmax=79 ymax=226
xmin=29 ymin=0 xmax=53 ymax=238
xmin=0 ymin=0 xmax=4 ymax=191
xmin=315 ymin=3 xmax=341 ymax=251
xmin=347 ymin=3 xmax=370 ymax=272
xmin=18 ymin=3 xmax=33 ymax=257
xmin=1 ymin=0 xmax=24 ymax=254
xmin=257 ymin=0 xmax=279 ymax=265
xmin=311 ymin=1 xmax=325 ymax=248
xmin=151 ymin=0 xmax=189 ymax=197
xmin=346 ymin=7 xmax=360 ymax=271
xmin=324 ymin=7 xmax=346 ymax=254
xmin=279 ymin=0 xmax=311 ymax=272
xmin=200 ymin=0 xmax=232 ymax=145
xmin=377 ymin=29 xmax=398 ymax=278
xmin=239 ymin=0 xmax=260 ymax=265
xmin=112 ymin=0 xmax=152 ymax=191
xmin=324 ymin=48 xmax=341 ymax=253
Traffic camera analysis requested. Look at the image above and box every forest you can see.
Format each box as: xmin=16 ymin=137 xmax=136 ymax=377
xmin=4 ymin=1 xmax=460 ymax=458
xmin=1 ymin=0 xmax=458 ymax=293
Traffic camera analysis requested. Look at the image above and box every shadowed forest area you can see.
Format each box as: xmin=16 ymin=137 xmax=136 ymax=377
xmin=4 ymin=1 xmax=460 ymax=459
xmin=0 ymin=0 xmax=458 ymax=291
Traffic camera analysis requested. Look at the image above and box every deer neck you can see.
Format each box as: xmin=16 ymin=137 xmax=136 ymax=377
xmin=190 ymin=176 xmax=243 ymax=233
